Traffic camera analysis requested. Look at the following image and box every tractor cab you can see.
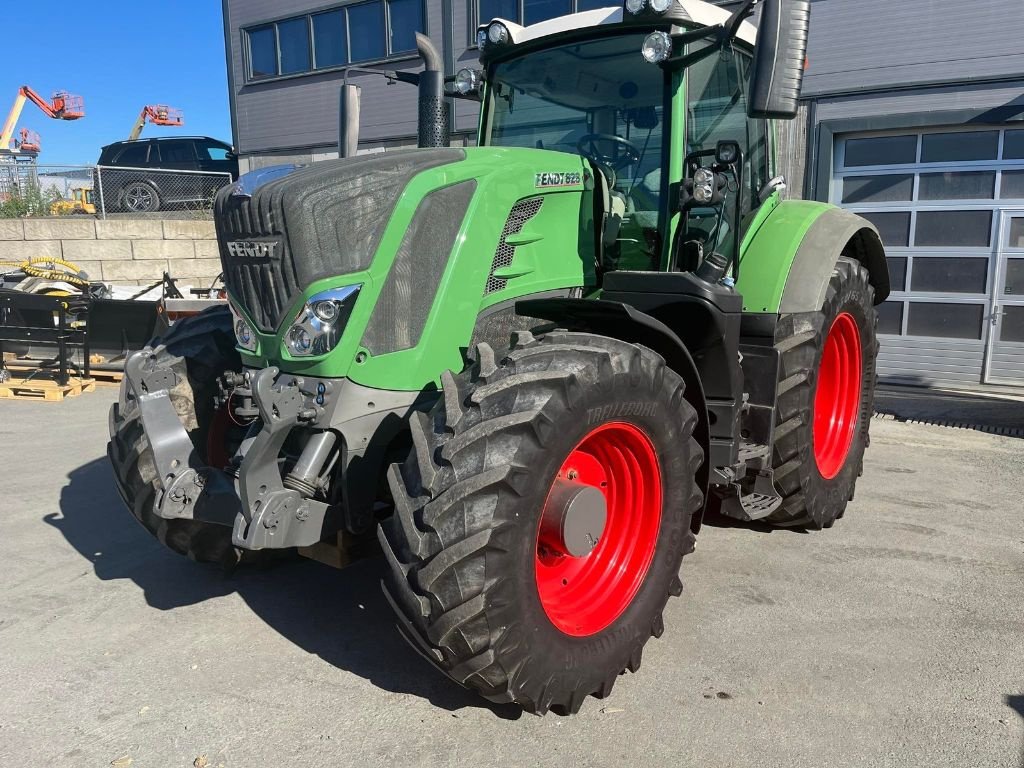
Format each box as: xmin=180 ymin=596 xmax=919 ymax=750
xmin=468 ymin=4 xmax=771 ymax=281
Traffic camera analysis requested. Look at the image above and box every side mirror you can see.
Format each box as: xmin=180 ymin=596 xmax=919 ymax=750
xmin=747 ymin=0 xmax=810 ymax=120
xmin=339 ymin=83 xmax=362 ymax=158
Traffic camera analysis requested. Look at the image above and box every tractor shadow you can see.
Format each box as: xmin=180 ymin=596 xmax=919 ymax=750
xmin=48 ymin=456 xmax=522 ymax=720
xmin=700 ymin=509 xmax=789 ymax=534
xmin=1007 ymin=694 xmax=1024 ymax=768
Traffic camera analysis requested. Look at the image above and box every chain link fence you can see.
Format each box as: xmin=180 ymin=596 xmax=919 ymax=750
xmin=0 ymin=161 xmax=233 ymax=220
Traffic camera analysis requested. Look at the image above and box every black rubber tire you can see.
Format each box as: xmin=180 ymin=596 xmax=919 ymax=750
xmin=108 ymin=306 xmax=244 ymax=565
xmin=120 ymin=181 xmax=160 ymax=214
xmin=767 ymin=256 xmax=878 ymax=529
xmin=379 ymin=331 xmax=704 ymax=715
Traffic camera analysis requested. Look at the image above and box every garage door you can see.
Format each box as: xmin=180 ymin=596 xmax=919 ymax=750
xmin=831 ymin=127 xmax=1024 ymax=389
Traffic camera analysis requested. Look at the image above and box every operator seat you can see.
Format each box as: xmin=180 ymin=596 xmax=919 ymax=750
xmin=593 ymin=165 xmax=627 ymax=250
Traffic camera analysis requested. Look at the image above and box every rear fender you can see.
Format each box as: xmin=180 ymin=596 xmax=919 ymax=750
xmin=739 ymin=201 xmax=890 ymax=315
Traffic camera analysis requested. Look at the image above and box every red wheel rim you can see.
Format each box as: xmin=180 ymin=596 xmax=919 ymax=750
xmin=813 ymin=312 xmax=863 ymax=480
xmin=535 ymin=422 xmax=662 ymax=637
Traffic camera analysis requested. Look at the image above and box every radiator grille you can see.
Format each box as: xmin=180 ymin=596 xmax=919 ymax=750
xmin=485 ymin=198 xmax=544 ymax=295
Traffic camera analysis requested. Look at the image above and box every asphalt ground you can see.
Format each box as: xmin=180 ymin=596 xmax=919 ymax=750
xmin=1 ymin=387 xmax=1022 ymax=768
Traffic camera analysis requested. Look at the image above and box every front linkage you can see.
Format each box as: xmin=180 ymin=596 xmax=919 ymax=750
xmin=110 ymin=323 xmax=422 ymax=557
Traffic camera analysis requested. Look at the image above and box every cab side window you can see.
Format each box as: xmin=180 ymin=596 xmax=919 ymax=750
xmin=686 ymin=48 xmax=770 ymax=232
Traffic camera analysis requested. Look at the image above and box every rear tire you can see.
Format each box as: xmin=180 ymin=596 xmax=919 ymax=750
xmin=108 ymin=306 xmax=244 ymax=565
xmin=379 ymin=331 xmax=704 ymax=715
xmin=767 ymin=256 xmax=878 ymax=529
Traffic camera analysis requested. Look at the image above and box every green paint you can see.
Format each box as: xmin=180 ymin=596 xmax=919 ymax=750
xmin=736 ymin=199 xmax=834 ymax=313
xmin=233 ymin=25 xmax=848 ymax=392
xmin=238 ymin=147 xmax=591 ymax=392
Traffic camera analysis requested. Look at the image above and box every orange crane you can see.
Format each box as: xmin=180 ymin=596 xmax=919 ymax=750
xmin=127 ymin=104 xmax=184 ymax=141
xmin=1 ymin=86 xmax=85 ymax=153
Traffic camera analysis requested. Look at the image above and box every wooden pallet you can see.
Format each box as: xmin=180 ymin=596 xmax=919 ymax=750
xmin=0 ymin=373 xmax=96 ymax=402
xmin=3 ymin=362 xmax=123 ymax=385
xmin=87 ymin=369 xmax=124 ymax=386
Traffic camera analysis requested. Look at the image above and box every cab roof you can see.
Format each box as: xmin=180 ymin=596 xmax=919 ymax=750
xmin=484 ymin=1 xmax=757 ymax=49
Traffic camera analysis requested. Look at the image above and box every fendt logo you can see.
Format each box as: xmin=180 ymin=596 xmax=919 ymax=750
xmin=226 ymin=240 xmax=279 ymax=260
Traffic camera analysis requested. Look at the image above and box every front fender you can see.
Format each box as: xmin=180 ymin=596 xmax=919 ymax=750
xmin=738 ymin=200 xmax=889 ymax=315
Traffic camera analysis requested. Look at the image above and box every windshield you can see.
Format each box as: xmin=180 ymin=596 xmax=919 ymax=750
xmin=488 ymin=33 xmax=666 ymax=176
xmin=487 ymin=33 xmax=669 ymax=268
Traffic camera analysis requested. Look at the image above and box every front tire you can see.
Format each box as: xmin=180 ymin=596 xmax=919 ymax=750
xmin=379 ymin=331 xmax=704 ymax=715
xmin=768 ymin=256 xmax=878 ymax=529
xmin=108 ymin=307 xmax=243 ymax=564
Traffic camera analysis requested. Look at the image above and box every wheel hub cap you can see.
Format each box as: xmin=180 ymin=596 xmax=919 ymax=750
xmin=813 ymin=312 xmax=863 ymax=480
xmin=535 ymin=422 xmax=662 ymax=637
xmin=540 ymin=480 xmax=607 ymax=557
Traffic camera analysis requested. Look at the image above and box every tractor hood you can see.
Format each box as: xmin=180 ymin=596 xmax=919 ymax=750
xmin=214 ymin=148 xmax=467 ymax=333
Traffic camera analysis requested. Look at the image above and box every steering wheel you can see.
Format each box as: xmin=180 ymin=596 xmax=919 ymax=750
xmin=576 ymin=133 xmax=642 ymax=171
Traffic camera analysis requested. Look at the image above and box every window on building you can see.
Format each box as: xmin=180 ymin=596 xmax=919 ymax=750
xmin=246 ymin=1 xmax=425 ymax=81
xmin=313 ymin=10 xmax=347 ymax=69
xmin=248 ymin=25 xmax=278 ymax=79
xmin=478 ymin=0 xmax=614 ymax=30
xmin=278 ymin=17 xmax=311 ymax=74
xmin=348 ymin=3 xmax=387 ymax=61
xmin=389 ymin=0 xmax=425 ymax=53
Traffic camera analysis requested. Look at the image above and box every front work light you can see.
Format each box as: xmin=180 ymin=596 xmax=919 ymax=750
xmin=649 ymin=0 xmax=673 ymax=12
xmin=228 ymin=298 xmax=259 ymax=353
xmin=642 ymin=31 xmax=673 ymax=63
xmin=625 ymin=0 xmax=646 ymax=14
xmin=455 ymin=68 xmax=483 ymax=95
xmin=693 ymin=168 xmax=716 ymax=204
xmin=487 ymin=22 xmax=510 ymax=45
xmin=284 ymin=285 xmax=361 ymax=358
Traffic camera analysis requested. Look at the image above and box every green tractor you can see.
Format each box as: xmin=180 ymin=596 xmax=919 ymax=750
xmin=108 ymin=0 xmax=889 ymax=715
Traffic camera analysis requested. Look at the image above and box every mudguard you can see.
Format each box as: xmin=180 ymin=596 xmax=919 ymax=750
xmin=738 ymin=200 xmax=889 ymax=315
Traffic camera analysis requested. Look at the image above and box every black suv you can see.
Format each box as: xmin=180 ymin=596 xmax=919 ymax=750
xmin=94 ymin=137 xmax=239 ymax=213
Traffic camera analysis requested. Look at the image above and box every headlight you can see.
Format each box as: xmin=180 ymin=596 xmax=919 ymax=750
xmin=642 ymin=31 xmax=673 ymax=63
xmin=487 ymin=22 xmax=510 ymax=45
xmin=228 ymin=298 xmax=259 ymax=353
xmin=284 ymin=285 xmax=361 ymax=358
xmin=455 ymin=68 xmax=482 ymax=95
xmin=693 ymin=168 xmax=716 ymax=204
xmin=625 ymin=0 xmax=646 ymax=13
xmin=649 ymin=0 xmax=673 ymax=12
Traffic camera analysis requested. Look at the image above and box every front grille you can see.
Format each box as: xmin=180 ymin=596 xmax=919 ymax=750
xmin=216 ymin=193 xmax=296 ymax=333
xmin=214 ymin=149 xmax=467 ymax=333
xmin=486 ymin=198 xmax=544 ymax=294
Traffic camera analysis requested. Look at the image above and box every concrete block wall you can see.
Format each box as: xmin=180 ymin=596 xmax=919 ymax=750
xmin=0 ymin=218 xmax=223 ymax=287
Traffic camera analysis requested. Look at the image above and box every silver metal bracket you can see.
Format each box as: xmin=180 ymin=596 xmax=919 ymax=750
xmin=231 ymin=367 xmax=330 ymax=550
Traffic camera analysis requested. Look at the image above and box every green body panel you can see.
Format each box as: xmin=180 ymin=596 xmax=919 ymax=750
xmin=736 ymin=198 xmax=836 ymax=314
xmin=237 ymin=147 xmax=591 ymax=392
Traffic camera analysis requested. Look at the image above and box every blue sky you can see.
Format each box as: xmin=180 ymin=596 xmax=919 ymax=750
xmin=2 ymin=1 xmax=231 ymax=166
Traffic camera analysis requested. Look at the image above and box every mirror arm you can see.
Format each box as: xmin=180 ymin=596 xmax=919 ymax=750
xmin=342 ymin=67 xmax=420 ymax=87
xmin=723 ymin=0 xmax=759 ymax=40
xmin=660 ymin=41 xmax=726 ymax=71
